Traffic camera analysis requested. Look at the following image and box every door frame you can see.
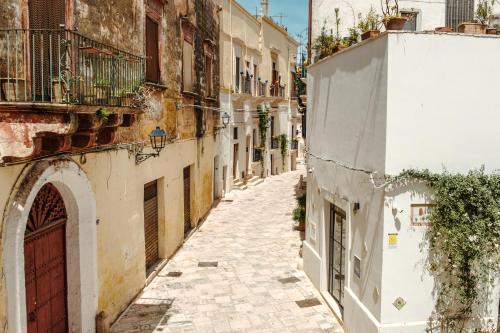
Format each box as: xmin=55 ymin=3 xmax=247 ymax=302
xmin=2 ymin=159 xmax=98 ymax=333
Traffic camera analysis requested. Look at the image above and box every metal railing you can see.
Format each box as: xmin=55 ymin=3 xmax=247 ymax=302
xmin=271 ymin=137 xmax=279 ymax=149
xmin=270 ymin=83 xmax=285 ymax=98
xmin=0 ymin=28 xmax=145 ymax=107
xmin=257 ymin=80 xmax=267 ymax=97
xmin=252 ymin=148 xmax=262 ymax=162
xmin=239 ymin=73 xmax=252 ymax=94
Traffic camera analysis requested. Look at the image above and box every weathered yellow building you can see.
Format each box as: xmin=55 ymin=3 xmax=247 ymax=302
xmin=215 ymin=0 xmax=301 ymax=194
xmin=0 ymin=0 xmax=220 ymax=330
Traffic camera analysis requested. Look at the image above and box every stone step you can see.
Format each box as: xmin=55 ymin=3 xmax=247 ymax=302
xmin=247 ymin=176 xmax=264 ymax=187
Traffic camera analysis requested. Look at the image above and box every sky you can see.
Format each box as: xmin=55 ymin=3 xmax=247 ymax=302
xmin=236 ymin=0 xmax=309 ymax=56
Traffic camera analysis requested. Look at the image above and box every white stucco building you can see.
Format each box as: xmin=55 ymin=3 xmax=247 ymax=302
xmin=303 ymin=31 xmax=500 ymax=333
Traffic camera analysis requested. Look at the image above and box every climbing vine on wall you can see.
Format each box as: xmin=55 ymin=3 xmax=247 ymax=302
xmin=258 ymin=104 xmax=270 ymax=170
xmin=389 ymin=168 xmax=500 ymax=332
xmin=279 ymin=133 xmax=288 ymax=166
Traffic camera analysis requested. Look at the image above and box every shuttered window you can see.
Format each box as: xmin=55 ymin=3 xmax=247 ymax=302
xmin=183 ymin=40 xmax=194 ymax=92
xmin=144 ymin=180 xmax=159 ymax=272
xmin=446 ymin=0 xmax=475 ymax=31
xmin=146 ymin=16 xmax=160 ymax=83
xmin=183 ymin=167 xmax=192 ymax=237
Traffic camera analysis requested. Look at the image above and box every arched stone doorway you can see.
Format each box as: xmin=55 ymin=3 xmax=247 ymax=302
xmin=2 ymin=159 xmax=97 ymax=333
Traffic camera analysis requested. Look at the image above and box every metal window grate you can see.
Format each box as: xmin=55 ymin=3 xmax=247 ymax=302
xmin=446 ymin=0 xmax=475 ymax=31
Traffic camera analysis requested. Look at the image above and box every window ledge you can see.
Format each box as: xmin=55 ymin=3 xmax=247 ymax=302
xmin=145 ymin=82 xmax=167 ymax=90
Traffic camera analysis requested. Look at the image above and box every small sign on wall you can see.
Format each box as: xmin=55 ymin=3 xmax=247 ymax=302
xmin=354 ymin=256 xmax=361 ymax=279
xmin=309 ymin=221 xmax=317 ymax=242
xmin=388 ymin=233 xmax=398 ymax=249
xmin=411 ymin=204 xmax=435 ymax=226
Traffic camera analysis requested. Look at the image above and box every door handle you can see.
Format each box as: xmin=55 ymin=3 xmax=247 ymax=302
xmin=335 ymin=274 xmax=345 ymax=280
xmin=28 ymin=311 xmax=37 ymax=322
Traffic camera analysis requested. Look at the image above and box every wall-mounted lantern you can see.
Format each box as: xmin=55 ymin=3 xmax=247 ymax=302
xmin=135 ymin=126 xmax=167 ymax=164
xmin=221 ymin=112 xmax=231 ymax=128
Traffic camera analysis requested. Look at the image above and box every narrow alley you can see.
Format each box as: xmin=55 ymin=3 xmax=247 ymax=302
xmin=111 ymin=168 xmax=343 ymax=333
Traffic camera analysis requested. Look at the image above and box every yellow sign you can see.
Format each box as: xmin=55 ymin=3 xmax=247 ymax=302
xmin=388 ymin=233 xmax=398 ymax=248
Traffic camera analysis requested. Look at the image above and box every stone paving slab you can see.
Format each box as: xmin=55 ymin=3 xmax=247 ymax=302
xmin=111 ymin=167 xmax=344 ymax=333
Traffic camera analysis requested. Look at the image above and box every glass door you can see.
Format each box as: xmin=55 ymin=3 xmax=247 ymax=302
xmin=328 ymin=204 xmax=346 ymax=311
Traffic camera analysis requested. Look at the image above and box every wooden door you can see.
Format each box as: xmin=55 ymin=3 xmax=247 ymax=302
xmin=233 ymin=144 xmax=239 ymax=180
xmin=24 ymin=183 xmax=68 ymax=333
xmin=328 ymin=204 xmax=346 ymax=313
xmin=144 ymin=181 xmax=159 ymax=272
xmin=183 ymin=167 xmax=192 ymax=237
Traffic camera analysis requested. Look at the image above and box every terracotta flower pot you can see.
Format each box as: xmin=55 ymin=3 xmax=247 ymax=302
xmin=435 ymin=27 xmax=453 ymax=32
xmin=486 ymin=28 xmax=498 ymax=35
xmin=384 ymin=17 xmax=408 ymax=31
xmin=361 ymin=29 xmax=380 ymax=40
xmin=458 ymin=22 xmax=487 ymax=34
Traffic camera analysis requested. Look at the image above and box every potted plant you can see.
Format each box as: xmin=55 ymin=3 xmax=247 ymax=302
xmin=458 ymin=0 xmax=493 ymax=34
xmin=347 ymin=27 xmax=360 ymax=45
xmin=381 ymin=0 xmax=407 ymax=31
xmin=313 ymin=22 xmax=335 ymax=60
xmin=292 ymin=193 xmax=306 ymax=231
xmin=358 ymin=7 xmax=381 ymax=40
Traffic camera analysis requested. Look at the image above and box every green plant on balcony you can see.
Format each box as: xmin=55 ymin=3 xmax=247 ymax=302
xmin=313 ymin=22 xmax=335 ymax=60
xmin=358 ymin=6 xmax=381 ymax=40
xmin=476 ymin=0 xmax=495 ymax=25
xmin=381 ymin=0 xmax=408 ymax=30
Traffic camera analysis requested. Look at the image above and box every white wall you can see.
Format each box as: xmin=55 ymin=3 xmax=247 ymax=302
xmin=311 ymin=0 xmax=446 ymax=40
xmin=385 ymin=32 xmax=500 ymax=174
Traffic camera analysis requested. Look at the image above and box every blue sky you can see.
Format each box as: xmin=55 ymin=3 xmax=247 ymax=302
xmin=236 ymin=0 xmax=308 ymax=50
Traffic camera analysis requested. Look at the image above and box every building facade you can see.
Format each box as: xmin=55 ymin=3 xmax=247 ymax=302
xmin=215 ymin=0 xmax=301 ymax=194
xmin=303 ymin=31 xmax=500 ymax=333
xmin=0 ymin=0 xmax=219 ymax=330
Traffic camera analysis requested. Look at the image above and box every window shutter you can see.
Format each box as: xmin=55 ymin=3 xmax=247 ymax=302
xmin=183 ymin=41 xmax=193 ymax=91
xmin=146 ymin=16 xmax=160 ymax=83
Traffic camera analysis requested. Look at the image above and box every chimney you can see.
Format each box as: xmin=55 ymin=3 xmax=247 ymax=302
xmin=261 ymin=0 xmax=269 ymax=17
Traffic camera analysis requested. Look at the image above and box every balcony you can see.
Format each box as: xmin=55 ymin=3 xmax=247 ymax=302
xmin=0 ymin=29 xmax=145 ymax=107
xmin=257 ymin=79 xmax=267 ymax=97
xmin=252 ymin=148 xmax=262 ymax=162
xmin=239 ymin=73 xmax=252 ymax=94
xmin=270 ymin=83 xmax=285 ymax=98
xmin=271 ymin=137 xmax=279 ymax=150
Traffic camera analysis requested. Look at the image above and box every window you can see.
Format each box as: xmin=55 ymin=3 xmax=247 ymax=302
xmin=270 ymin=116 xmax=275 ymax=137
xmin=233 ymin=127 xmax=238 ymax=140
xmin=252 ymin=129 xmax=257 ymax=146
xmin=235 ymin=56 xmax=241 ymax=92
xmin=401 ymin=11 xmax=418 ymax=31
xmin=182 ymin=20 xmax=194 ymax=92
xmin=205 ymin=55 xmax=213 ymax=97
xmin=204 ymin=41 xmax=214 ymax=97
xmin=446 ymin=0 xmax=475 ymax=32
xmin=146 ymin=16 xmax=160 ymax=83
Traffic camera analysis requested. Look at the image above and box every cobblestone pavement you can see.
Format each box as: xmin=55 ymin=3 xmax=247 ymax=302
xmin=111 ymin=167 xmax=344 ymax=333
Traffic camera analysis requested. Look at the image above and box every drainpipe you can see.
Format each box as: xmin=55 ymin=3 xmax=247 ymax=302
xmin=307 ymin=0 xmax=312 ymax=63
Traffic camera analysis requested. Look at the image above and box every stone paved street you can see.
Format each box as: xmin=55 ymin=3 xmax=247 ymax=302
xmin=111 ymin=167 xmax=344 ymax=333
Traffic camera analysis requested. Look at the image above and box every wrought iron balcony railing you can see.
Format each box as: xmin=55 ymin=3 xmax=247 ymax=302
xmin=271 ymin=137 xmax=279 ymax=149
xmin=239 ymin=73 xmax=252 ymax=95
xmin=0 ymin=29 xmax=145 ymax=107
xmin=257 ymin=80 xmax=267 ymax=97
xmin=252 ymin=148 xmax=262 ymax=162
xmin=270 ymin=83 xmax=285 ymax=98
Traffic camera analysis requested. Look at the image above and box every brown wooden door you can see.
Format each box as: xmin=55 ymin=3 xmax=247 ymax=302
xmin=24 ymin=183 xmax=68 ymax=333
xmin=183 ymin=167 xmax=192 ymax=237
xmin=233 ymin=144 xmax=239 ymax=179
xmin=145 ymin=16 xmax=160 ymax=83
xmin=144 ymin=181 xmax=159 ymax=272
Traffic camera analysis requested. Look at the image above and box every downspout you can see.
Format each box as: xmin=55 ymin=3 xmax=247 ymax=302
xmin=307 ymin=0 xmax=312 ymax=63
